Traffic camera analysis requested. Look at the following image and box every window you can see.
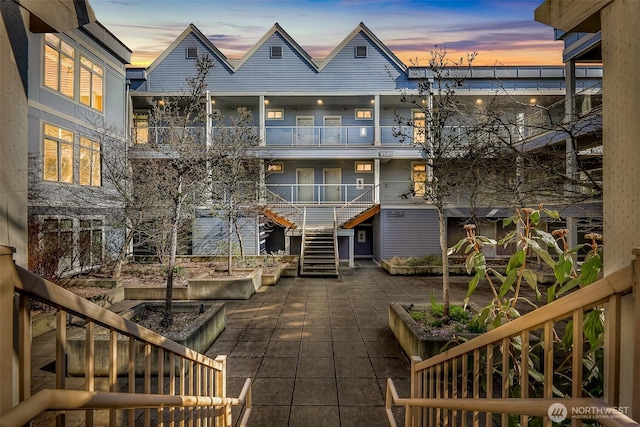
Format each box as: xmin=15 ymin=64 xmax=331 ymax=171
xmin=267 ymin=162 xmax=284 ymax=173
xmin=43 ymin=218 xmax=74 ymax=270
xmin=266 ymin=109 xmax=284 ymax=120
xmin=270 ymin=46 xmax=282 ymax=59
xmin=44 ymin=33 xmax=75 ymax=98
xmin=355 ymin=45 xmax=367 ymax=58
xmin=44 ymin=124 xmax=74 ymax=183
xmin=80 ymin=56 xmax=103 ymax=111
xmin=133 ymin=113 xmax=149 ymax=144
xmin=79 ymin=219 xmax=103 ymax=268
xmin=412 ymin=162 xmax=427 ymax=197
xmin=355 ymin=161 xmax=373 ymax=173
xmin=355 ymin=108 xmax=373 ymax=120
xmin=413 ymin=110 xmax=427 ymax=144
xmin=186 ymin=47 xmax=198 ymax=59
xmin=79 ymin=138 xmax=101 ymax=186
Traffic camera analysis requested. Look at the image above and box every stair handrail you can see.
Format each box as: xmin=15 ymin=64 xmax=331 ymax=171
xmin=263 ymin=188 xmax=304 ymax=225
xmin=385 ymin=249 xmax=640 ymax=426
xmin=300 ymin=207 xmax=307 ymax=272
xmin=336 ymin=184 xmax=378 ymax=225
xmin=333 ymin=207 xmax=339 ymax=274
xmin=0 ymin=247 xmax=252 ymax=427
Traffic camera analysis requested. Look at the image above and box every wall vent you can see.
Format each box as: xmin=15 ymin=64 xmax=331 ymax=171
xmin=355 ymin=45 xmax=367 ymax=58
xmin=186 ymin=47 xmax=198 ymax=59
xmin=270 ymin=46 xmax=283 ymax=59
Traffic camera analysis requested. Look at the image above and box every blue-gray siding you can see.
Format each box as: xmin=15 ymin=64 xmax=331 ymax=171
xmin=192 ymin=216 xmax=259 ymax=256
xmin=378 ymin=208 xmax=441 ymax=260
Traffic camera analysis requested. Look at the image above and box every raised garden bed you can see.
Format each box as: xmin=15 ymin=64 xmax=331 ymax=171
xmin=67 ymin=301 xmax=225 ymax=376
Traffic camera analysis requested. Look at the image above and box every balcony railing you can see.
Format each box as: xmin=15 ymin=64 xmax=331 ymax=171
xmin=385 ymin=248 xmax=640 ymax=427
xmin=266 ymin=183 xmax=375 ymax=204
xmin=0 ymin=246 xmax=252 ymax=427
xmin=264 ymin=126 xmax=374 ymax=146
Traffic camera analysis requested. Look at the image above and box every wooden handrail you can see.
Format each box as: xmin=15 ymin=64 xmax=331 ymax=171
xmin=0 ymin=378 xmax=252 ymax=427
xmin=14 ymin=265 xmax=223 ymax=370
xmin=385 ymin=379 xmax=637 ymax=427
xmin=414 ymin=264 xmax=633 ymax=372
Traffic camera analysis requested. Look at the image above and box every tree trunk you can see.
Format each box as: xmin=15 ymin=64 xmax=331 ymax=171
xmin=234 ymin=219 xmax=245 ymax=259
xmin=227 ymin=200 xmax=233 ymax=276
xmin=165 ymin=180 xmax=183 ymax=319
xmin=112 ymin=228 xmax=134 ymax=280
xmin=438 ymin=207 xmax=450 ymax=319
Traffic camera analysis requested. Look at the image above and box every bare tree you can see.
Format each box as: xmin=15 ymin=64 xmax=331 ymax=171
xmin=207 ymin=107 xmax=261 ymax=274
xmin=394 ymin=48 xmax=477 ymax=320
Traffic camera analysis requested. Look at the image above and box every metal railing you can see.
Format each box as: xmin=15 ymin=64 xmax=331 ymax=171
xmin=385 ymin=248 xmax=640 ymax=427
xmin=332 ymin=207 xmax=340 ymax=273
xmin=264 ymin=126 xmax=374 ymax=146
xmin=266 ymin=183 xmax=375 ymax=205
xmin=335 ymin=184 xmax=378 ymax=225
xmin=263 ymin=189 xmax=305 ymax=226
xmin=0 ymin=246 xmax=252 ymax=427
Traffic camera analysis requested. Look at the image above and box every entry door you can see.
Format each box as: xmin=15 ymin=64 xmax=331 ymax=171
xmin=323 ymin=116 xmax=341 ymax=145
xmin=296 ymin=116 xmax=314 ymax=145
xmin=323 ymin=168 xmax=341 ymax=202
xmin=296 ymin=168 xmax=314 ymax=202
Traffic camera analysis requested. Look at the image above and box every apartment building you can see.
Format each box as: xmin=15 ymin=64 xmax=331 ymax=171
xmin=127 ymin=22 xmax=602 ymax=275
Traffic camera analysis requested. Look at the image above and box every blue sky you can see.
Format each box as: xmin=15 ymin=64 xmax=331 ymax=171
xmin=91 ymin=0 xmax=563 ymax=67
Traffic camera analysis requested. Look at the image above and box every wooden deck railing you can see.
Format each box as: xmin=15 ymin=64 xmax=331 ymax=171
xmin=386 ymin=248 xmax=640 ymax=427
xmin=0 ymin=246 xmax=251 ymax=427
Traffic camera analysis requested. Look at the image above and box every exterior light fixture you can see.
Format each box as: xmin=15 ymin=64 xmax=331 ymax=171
xmin=264 ymin=99 xmax=270 ymax=105
xmin=529 ymin=98 xmax=537 ymax=105
xmin=475 ymin=99 xmax=483 ymax=105
xmin=317 ymin=99 xmax=323 ymax=105
xmin=370 ymin=99 xmax=375 ymax=104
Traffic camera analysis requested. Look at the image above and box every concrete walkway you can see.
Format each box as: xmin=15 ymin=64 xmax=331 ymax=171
xmin=204 ymin=261 xmax=479 ymax=427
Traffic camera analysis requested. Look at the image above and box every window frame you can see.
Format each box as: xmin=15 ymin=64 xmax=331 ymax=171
xmin=355 ymin=45 xmax=367 ymax=58
xmin=266 ymin=162 xmax=284 ymax=173
xmin=270 ymin=46 xmax=283 ymax=59
xmin=79 ymin=56 xmax=104 ymax=112
xmin=43 ymin=123 xmax=74 ymax=184
xmin=79 ymin=137 xmax=101 ymax=187
xmin=411 ymin=161 xmax=427 ymax=197
xmin=186 ymin=46 xmax=199 ymax=59
xmin=266 ymin=109 xmax=284 ymax=120
xmin=354 ymin=161 xmax=373 ymax=173
xmin=43 ymin=33 xmax=75 ymax=99
xmin=355 ymin=108 xmax=373 ymax=120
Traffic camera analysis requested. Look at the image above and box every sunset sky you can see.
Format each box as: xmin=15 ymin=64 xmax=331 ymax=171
xmin=90 ymin=0 xmax=563 ymax=67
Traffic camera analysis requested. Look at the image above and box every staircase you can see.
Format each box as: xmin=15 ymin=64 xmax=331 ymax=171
xmin=300 ymin=228 xmax=339 ymax=277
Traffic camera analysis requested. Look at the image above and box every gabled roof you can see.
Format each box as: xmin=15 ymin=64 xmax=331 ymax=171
xmin=318 ymin=22 xmax=407 ymax=72
xmin=146 ymin=24 xmax=234 ymax=75
xmin=233 ymin=23 xmax=319 ymax=71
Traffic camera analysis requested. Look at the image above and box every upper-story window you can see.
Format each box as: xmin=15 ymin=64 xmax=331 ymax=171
xmin=355 ymin=45 xmax=367 ymax=58
xmin=355 ymin=108 xmax=373 ymax=120
xmin=266 ymin=109 xmax=284 ymax=120
xmin=133 ymin=113 xmax=149 ymax=144
xmin=44 ymin=124 xmax=74 ymax=183
xmin=413 ymin=110 xmax=427 ymax=144
xmin=270 ymin=46 xmax=283 ymax=59
xmin=44 ymin=33 xmax=75 ymax=98
xmin=355 ymin=161 xmax=373 ymax=173
xmin=79 ymin=138 xmax=101 ymax=186
xmin=80 ymin=56 xmax=104 ymax=112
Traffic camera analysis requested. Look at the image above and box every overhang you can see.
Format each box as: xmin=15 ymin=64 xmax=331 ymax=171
xmin=534 ymin=0 xmax=611 ymax=33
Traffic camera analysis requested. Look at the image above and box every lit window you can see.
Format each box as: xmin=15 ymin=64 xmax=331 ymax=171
xmin=43 ymin=124 xmax=74 ymax=183
xmin=133 ymin=113 xmax=149 ymax=144
xmin=79 ymin=138 xmax=101 ymax=186
xmin=44 ymin=33 xmax=75 ymax=98
xmin=80 ymin=56 xmax=103 ymax=111
xmin=413 ymin=111 xmax=426 ymax=144
xmin=412 ymin=162 xmax=427 ymax=197
xmin=355 ymin=161 xmax=373 ymax=173
xmin=266 ymin=109 xmax=284 ymax=120
xmin=267 ymin=162 xmax=284 ymax=173
xmin=355 ymin=108 xmax=373 ymax=120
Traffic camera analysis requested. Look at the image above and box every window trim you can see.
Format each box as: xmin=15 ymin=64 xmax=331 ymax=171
xmin=355 ymin=108 xmax=373 ymax=120
xmin=355 ymin=161 xmax=373 ymax=173
xmin=266 ymin=162 xmax=284 ymax=173
xmin=79 ymin=137 xmax=101 ymax=187
xmin=270 ymin=46 xmax=283 ymax=59
xmin=43 ymin=33 xmax=75 ymax=99
xmin=411 ymin=161 xmax=427 ymax=197
xmin=266 ymin=109 xmax=284 ymax=120
xmin=43 ymin=123 xmax=74 ymax=183
xmin=79 ymin=55 xmax=104 ymax=112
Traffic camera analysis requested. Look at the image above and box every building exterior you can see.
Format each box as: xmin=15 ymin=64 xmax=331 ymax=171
xmin=25 ymin=20 xmax=130 ymax=277
xmin=536 ymin=0 xmax=640 ymax=415
xmin=127 ymin=22 xmax=602 ymax=274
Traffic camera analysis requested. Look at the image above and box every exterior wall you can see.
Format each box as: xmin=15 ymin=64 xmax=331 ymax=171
xmin=377 ymin=207 xmax=440 ymax=260
xmin=192 ymin=216 xmax=259 ymax=256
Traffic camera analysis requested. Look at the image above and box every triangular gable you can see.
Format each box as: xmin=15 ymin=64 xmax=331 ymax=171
xmin=233 ymin=23 xmax=319 ymax=71
xmin=319 ymin=22 xmax=407 ymax=72
xmin=146 ymin=24 xmax=234 ymax=75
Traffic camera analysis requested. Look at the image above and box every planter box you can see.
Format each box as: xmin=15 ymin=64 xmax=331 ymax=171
xmin=381 ymin=259 xmax=440 ymax=276
xmin=123 ymin=268 xmax=262 ymax=301
xmin=262 ymin=265 xmax=284 ymax=286
xmin=389 ymin=302 xmax=481 ymax=360
xmin=67 ymin=301 xmax=225 ymax=376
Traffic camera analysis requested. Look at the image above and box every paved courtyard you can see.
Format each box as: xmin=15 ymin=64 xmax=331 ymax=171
xmin=204 ymin=261 xmax=481 ymax=427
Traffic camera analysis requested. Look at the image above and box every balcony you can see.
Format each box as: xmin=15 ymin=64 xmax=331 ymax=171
xmin=266 ymin=183 xmax=375 ymax=205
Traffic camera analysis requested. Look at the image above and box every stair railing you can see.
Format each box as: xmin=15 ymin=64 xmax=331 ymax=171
xmin=386 ymin=248 xmax=640 ymax=427
xmin=299 ymin=207 xmax=307 ymax=273
xmin=333 ymin=207 xmax=339 ymax=273
xmin=335 ymin=184 xmax=378 ymax=225
xmin=263 ymin=188 xmax=304 ymax=226
xmin=0 ymin=247 xmax=252 ymax=427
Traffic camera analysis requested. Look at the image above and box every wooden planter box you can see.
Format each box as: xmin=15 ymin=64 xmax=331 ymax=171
xmin=389 ymin=302 xmax=481 ymax=360
xmin=67 ymin=301 xmax=225 ymax=376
